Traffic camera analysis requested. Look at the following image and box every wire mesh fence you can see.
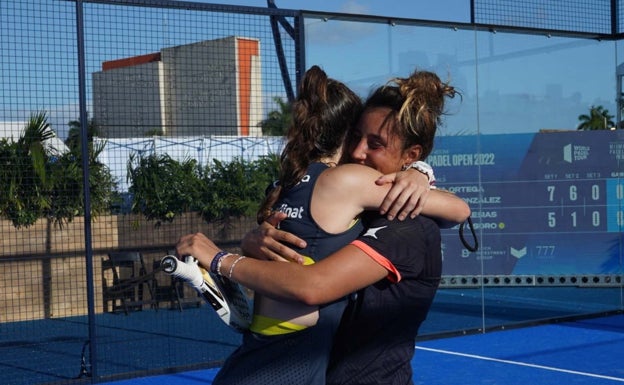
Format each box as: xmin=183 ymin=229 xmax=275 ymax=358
xmin=1 ymin=0 xmax=623 ymax=384
xmin=473 ymin=0 xmax=613 ymax=34
xmin=1 ymin=1 xmax=297 ymax=383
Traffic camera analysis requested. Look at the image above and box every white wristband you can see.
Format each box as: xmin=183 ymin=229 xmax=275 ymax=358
xmin=228 ymin=255 xmax=246 ymax=279
xmin=408 ymin=161 xmax=436 ymax=187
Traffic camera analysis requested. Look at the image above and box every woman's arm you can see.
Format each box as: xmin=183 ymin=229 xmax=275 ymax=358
xmin=177 ymin=232 xmax=387 ymax=305
xmin=241 ymin=213 xmax=307 ymax=263
xmin=375 ymin=168 xmax=471 ymax=224
xmin=316 ymin=164 xmax=470 ymax=229
xmin=243 ymin=165 xmax=470 ymax=261
xmin=230 ymin=245 xmax=385 ymax=305
xmin=421 ymin=188 xmax=471 ymax=228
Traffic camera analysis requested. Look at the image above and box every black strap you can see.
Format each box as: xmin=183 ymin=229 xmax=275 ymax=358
xmin=459 ymin=216 xmax=479 ymax=252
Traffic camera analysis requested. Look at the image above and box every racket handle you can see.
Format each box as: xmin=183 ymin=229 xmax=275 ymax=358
xmin=161 ymin=255 xmax=204 ymax=288
xmin=161 ymin=255 xmax=227 ymax=313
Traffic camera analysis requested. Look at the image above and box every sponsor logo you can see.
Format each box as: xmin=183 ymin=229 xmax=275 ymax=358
xmin=277 ymin=204 xmax=304 ymax=219
xmin=362 ymin=226 xmax=388 ymax=239
xmin=510 ymin=246 xmax=527 ymax=259
xmin=563 ymin=143 xmax=590 ymax=163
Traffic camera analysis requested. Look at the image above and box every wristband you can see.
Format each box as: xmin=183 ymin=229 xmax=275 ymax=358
xmin=408 ymin=161 xmax=436 ymax=186
xmin=210 ymin=250 xmax=230 ymax=275
xmin=228 ymin=255 xmax=247 ymax=279
xmin=216 ymin=253 xmax=233 ymax=276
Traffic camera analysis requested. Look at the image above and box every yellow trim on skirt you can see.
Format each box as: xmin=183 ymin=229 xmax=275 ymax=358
xmin=249 ymin=314 xmax=309 ymax=335
xmin=249 ymin=256 xmax=316 ymax=335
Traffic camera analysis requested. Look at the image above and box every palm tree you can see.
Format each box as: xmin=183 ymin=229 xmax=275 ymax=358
xmin=0 ymin=111 xmax=54 ymax=227
xmin=0 ymin=111 xmax=117 ymax=228
xmin=577 ymin=105 xmax=615 ymax=130
xmin=65 ymin=113 xmax=100 ymax=152
xmin=258 ymin=97 xmax=291 ymax=136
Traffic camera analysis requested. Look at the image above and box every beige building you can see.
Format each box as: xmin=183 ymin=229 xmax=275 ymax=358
xmin=93 ymin=36 xmax=263 ymax=138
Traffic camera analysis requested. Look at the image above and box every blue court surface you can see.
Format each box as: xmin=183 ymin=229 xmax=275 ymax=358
xmin=100 ymin=313 xmax=624 ymax=385
xmin=1 ymin=288 xmax=620 ymax=385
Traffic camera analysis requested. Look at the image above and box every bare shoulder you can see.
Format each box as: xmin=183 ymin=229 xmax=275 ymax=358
xmin=312 ymin=164 xmax=383 ymax=233
xmin=312 ymin=164 xmax=391 ymax=228
xmin=319 ymin=163 xmax=382 ymax=189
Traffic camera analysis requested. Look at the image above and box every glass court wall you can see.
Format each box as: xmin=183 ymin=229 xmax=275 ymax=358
xmin=303 ymin=7 xmax=623 ymax=334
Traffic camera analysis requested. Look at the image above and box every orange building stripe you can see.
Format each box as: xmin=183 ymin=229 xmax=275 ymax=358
xmin=237 ymin=38 xmax=259 ymax=136
xmin=102 ymin=52 xmax=161 ymax=71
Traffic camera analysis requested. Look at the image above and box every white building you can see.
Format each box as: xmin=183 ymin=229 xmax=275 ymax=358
xmin=0 ymin=121 xmax=69 ymax=154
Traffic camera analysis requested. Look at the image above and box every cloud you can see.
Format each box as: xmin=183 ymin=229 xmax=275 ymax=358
xmin=305 ymin=17 xmax=377 ymax=45
xmin=340 ymin=0 xmax=370 ymax=14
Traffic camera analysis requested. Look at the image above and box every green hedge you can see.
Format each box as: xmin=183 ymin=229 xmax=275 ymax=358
xmin=127 ymin=152 xmax=280 ymax=226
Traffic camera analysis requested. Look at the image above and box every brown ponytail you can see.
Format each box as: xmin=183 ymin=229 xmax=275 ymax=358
xmin=257 ymin=66 xmax=362 ymax=223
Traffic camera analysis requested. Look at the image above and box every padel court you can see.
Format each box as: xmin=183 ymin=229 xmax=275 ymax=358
xmin=99 ymin=313 xmax=624 ymax=385
xmin=2 ymin=287 xmax=621 ymax=385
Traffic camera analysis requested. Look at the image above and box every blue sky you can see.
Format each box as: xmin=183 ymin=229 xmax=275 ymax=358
xmin=216 ymin=0 xmax=469 ymax=22
xmin=0 ymin=0 xmax=468 ymax=138
xmin=1 ymin=0 xmax=620 ymax=138
xmin=258 ymin=0 xmax=618 ymax=135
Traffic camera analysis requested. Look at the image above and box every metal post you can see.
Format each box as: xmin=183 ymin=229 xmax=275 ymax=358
xmin=74 ymin=0 xmax=98 ymax=379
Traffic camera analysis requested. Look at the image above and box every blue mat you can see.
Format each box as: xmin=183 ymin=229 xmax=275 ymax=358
xmin=100 ymin=314 xmax=624 ymax=385
xmin=414 ymin=314 xmax=624 ymax=384
xmin=1 ymin=287 xmax=620 ymax=384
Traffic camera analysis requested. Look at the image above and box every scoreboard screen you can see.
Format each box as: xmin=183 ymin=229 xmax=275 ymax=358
xmin=433 ymin=130 xmax=624 ymax=276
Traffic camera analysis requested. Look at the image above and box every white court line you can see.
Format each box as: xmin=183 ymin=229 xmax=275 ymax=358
xmin=416 ymin=346 xmax=624 ymax=382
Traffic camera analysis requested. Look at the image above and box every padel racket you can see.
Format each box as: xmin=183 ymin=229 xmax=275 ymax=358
xmin=161 ymin=255 xmax=252 ymax=332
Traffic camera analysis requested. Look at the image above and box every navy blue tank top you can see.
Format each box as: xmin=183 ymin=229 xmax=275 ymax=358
xmin=275 ymin=162 xmax=364 ymax=262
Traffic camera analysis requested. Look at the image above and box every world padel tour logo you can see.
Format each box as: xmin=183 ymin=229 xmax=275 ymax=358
xmin=563 ymin=143 xmax=590 ymax=163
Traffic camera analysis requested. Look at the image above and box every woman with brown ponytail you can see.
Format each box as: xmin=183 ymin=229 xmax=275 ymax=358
xmin=176 ymin=67 xmax=468 ymax=385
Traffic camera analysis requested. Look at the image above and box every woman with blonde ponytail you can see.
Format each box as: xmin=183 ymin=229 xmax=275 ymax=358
xmin=176 ymin=67 xmax=468 ymax=385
